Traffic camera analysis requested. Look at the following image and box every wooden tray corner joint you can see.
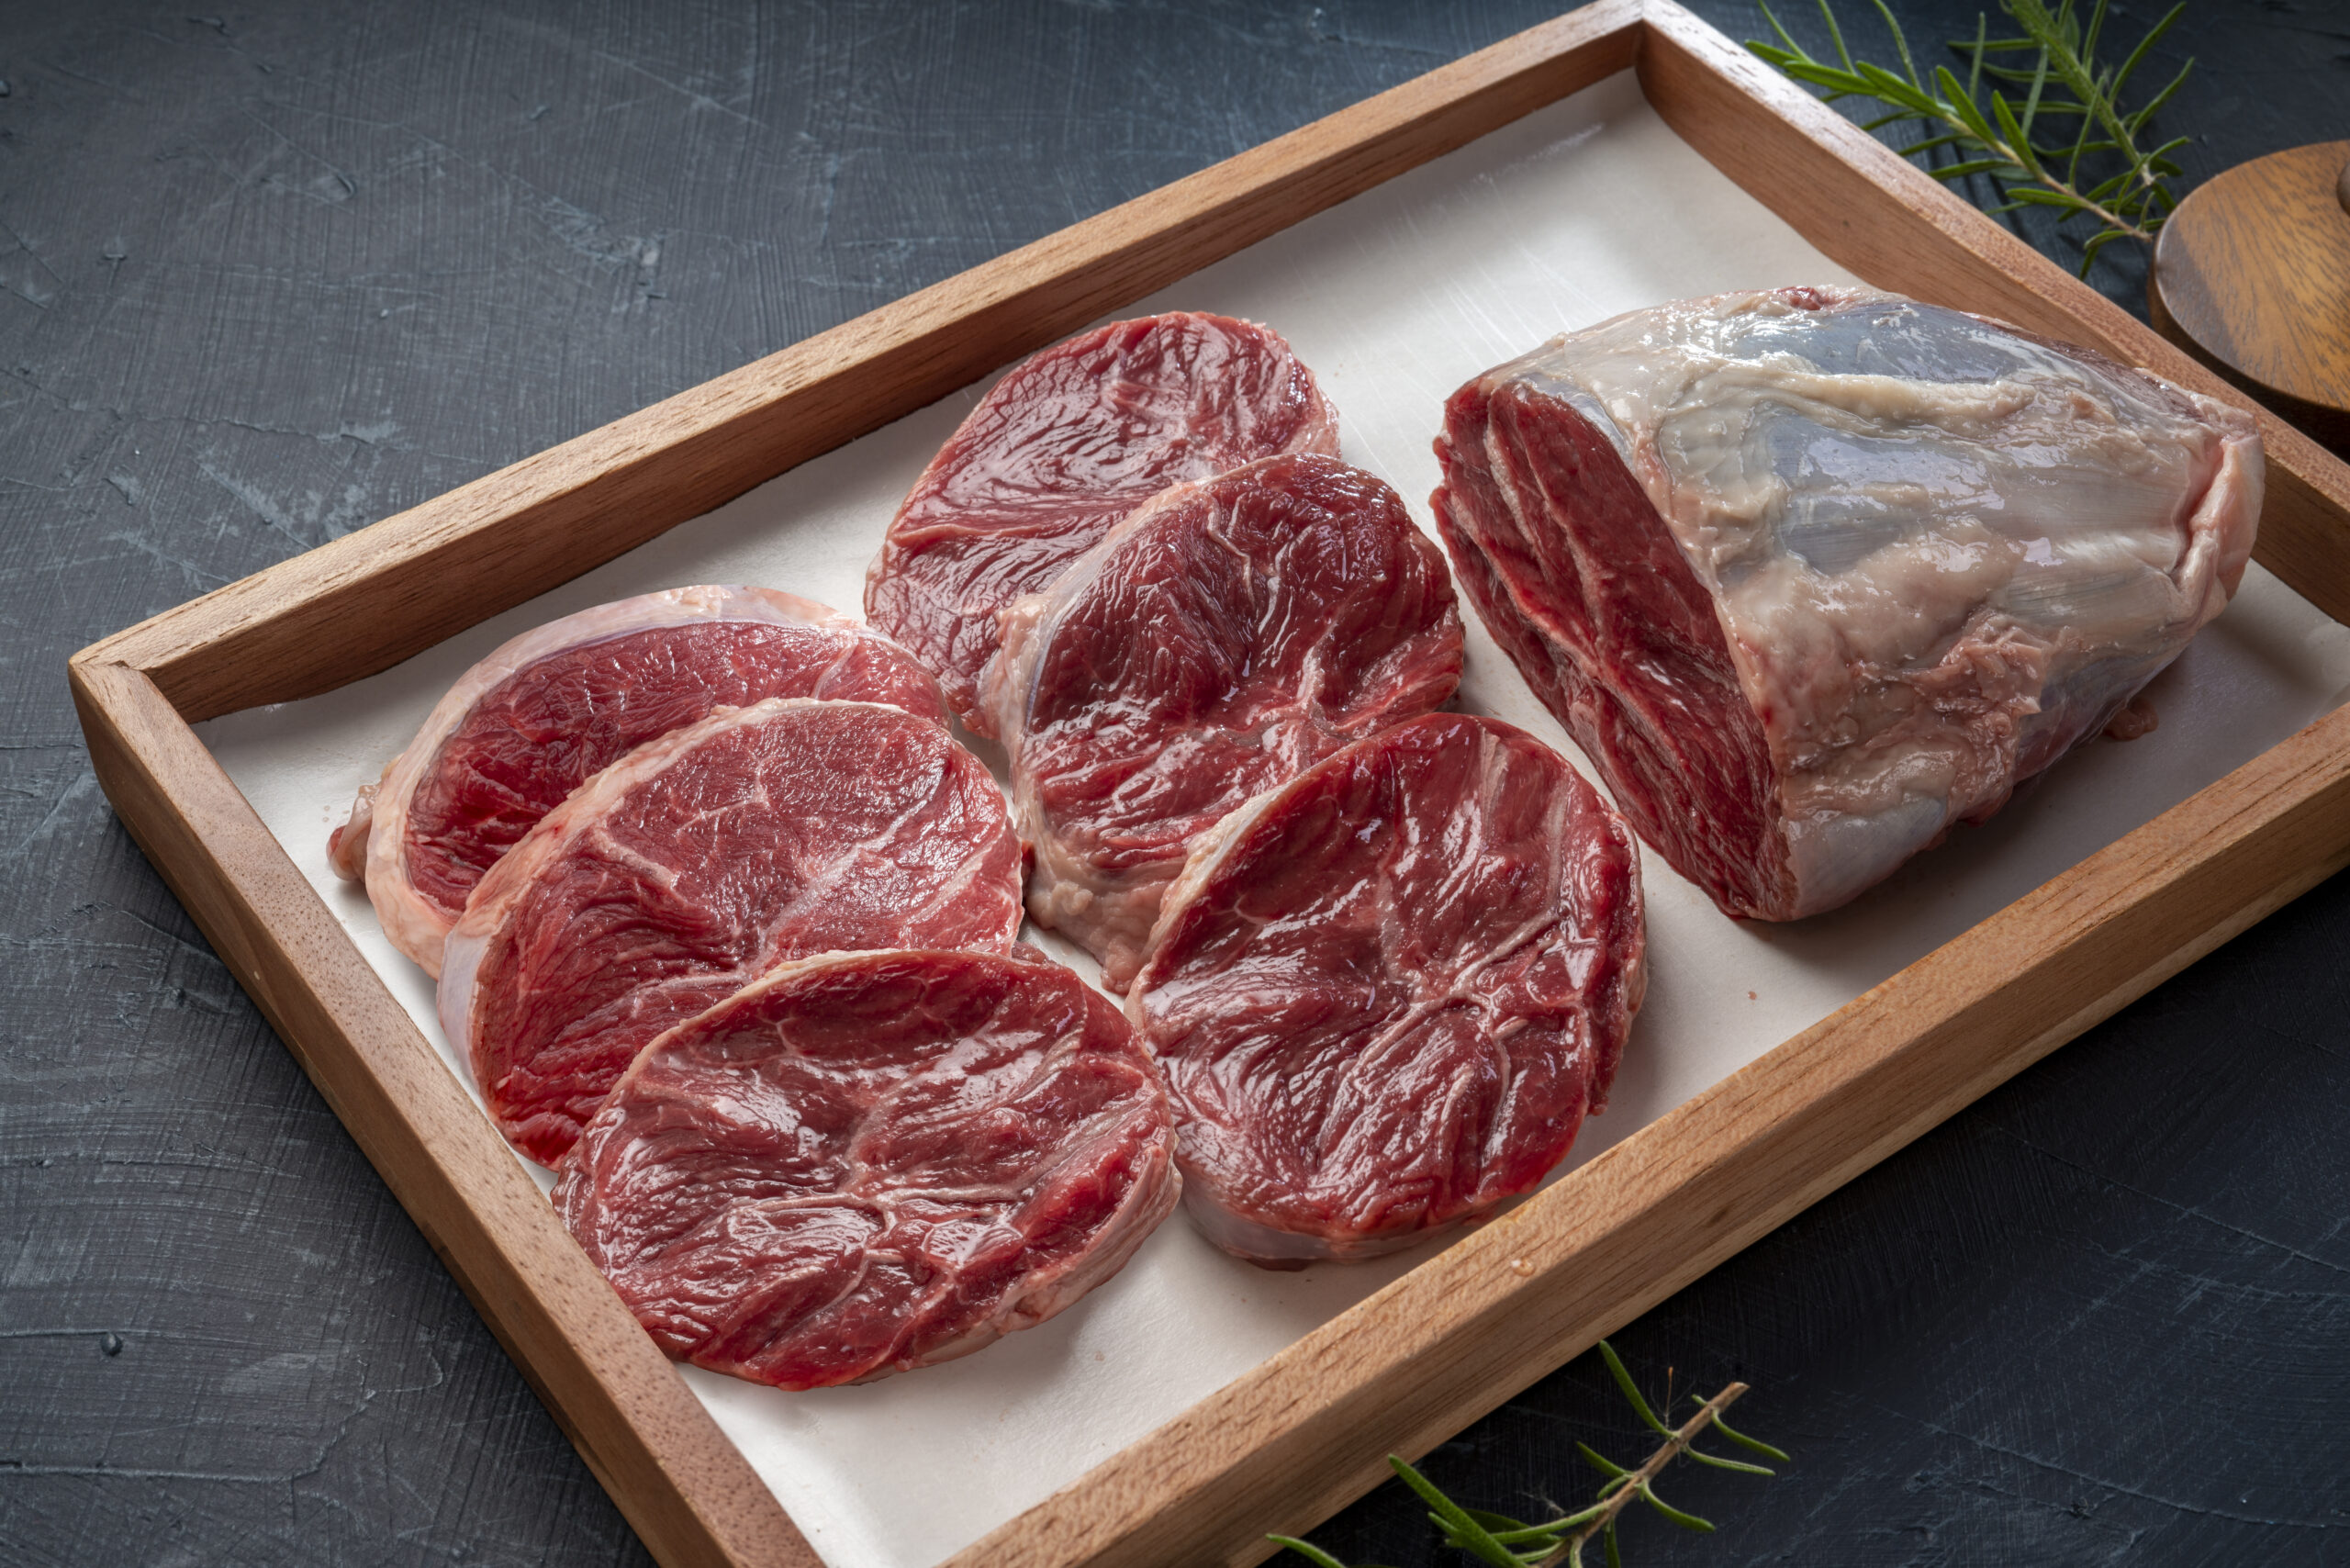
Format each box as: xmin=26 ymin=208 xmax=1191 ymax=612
xmin=68 ymin=5 xmax=2350 ymax=1567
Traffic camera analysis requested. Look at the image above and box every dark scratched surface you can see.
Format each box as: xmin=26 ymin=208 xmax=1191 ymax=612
xmin=3 ymin=2 xmax=2347 ymax=1563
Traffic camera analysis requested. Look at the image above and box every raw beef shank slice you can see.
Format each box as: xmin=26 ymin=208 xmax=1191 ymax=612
xmin=985 ymin=452 xmax=1463 ymax=991
xmin=331 ymin=585 xmax=946 ymax=976
xmin=866 ymin=311 xmax=1338 ymax=730
xmin=556 ymin=946 xmax=1180 ymax=1390
xmin=440 ymin=698 xmax=1023 ymax=1168
xmin=1127 ymin=712 xmax=1646 ymax=1268
xmin=1432 ymin=286 xmax=2263 ymax=921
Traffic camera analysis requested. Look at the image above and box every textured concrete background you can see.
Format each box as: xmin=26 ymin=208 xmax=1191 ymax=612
xmin=2 ymin=2 xmax=2345 ymax=1563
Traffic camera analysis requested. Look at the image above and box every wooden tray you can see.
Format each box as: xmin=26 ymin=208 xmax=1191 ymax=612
xmin=68 ymin=4 xmax=2350 ymax=1565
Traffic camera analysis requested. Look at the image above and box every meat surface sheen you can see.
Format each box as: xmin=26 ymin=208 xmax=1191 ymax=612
xmin=1126 ymin=713 xmax=1645 ymax=1268
xmin=332 ymin=585 xmax=946 ymax=977
xmin=441 ymin=699 xmax=1023 ymax=1168
xmin=865 ymin=312 xmax=1338 ymax=730
xmin=555 ymin=946 xmax=1179 ymax=1390
xmin=985 ymin=453 xmax=1463 ymax=991
xmin=1432 ymin=286 xmax=2265 ymax=920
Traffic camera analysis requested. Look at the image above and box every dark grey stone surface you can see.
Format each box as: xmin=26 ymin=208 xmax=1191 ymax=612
xmin=1 ymin=3 xmax=2343 ymax=1564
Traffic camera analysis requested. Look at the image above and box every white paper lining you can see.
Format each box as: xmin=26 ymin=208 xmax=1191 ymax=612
xmin=196 ymin=71 xmax=2350 ymax=1568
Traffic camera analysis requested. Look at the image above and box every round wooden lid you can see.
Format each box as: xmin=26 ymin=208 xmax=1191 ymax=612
xmin=2149 ymin=140 xmax=2350 ymax=454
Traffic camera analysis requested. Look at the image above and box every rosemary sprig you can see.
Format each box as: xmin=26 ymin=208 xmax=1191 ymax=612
xmin=1269 ymin=1340 xmax=1787 ymax=1568
xmin=1747 ymin=0 xmax=2193 ymax=276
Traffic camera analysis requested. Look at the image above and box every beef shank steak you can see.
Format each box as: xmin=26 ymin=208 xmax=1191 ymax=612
xmin=1127 ymin=713 xmax=1645 ymax=1268
xmin=441 ymin=698 xmax=1023 ymax=1168
xmin=986 ymin=453 xmax=1463 ymax=991
xmin=1432 ymin=286 xmax=2264 ymax=921
xmin=865 ymin=312 xmax=1337 ymax=730
xmin=555 ymin=946 xmax=1180 ymax=1390
xmin=332 ymin=585 xmax=946 ymax=976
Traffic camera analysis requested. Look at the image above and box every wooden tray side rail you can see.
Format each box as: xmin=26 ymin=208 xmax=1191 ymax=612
xmin=66 ymin=660 xmax=823 ymax=1568
xmin=76 ymin=0 xmax=1639 ymax=727
xmin=1638 ymin=3 xmax=2350 ymax=621
xmin=63 ymin=4 xmax=2350 ymax=1568
xmin=955 ymin=701 xmax=2350 ymax=1568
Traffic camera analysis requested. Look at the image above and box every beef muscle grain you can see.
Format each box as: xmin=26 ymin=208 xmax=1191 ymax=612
xmin=985 ymin=453 xmax=1463 ymax=991
xmin=332 ymin=586 xmax=946 ymax=976
xmin=440 ymin=699 xmax=1023 ymax=1168
xmin=1127 ymin=713 xmax=1644 ymax=1268
xmin=1433 ymin=286 xmax=2264 ymax=920
xmin=556 ymin=946 xmax=1179 ymax=1390
xmin=866 ymin=312 xmax=1337 ymax=730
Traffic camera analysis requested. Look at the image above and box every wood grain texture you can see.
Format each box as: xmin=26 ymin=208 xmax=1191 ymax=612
xmin=14 ymin=4 xmax=2350 ymax=1567
xmin=1635 ymin=4 xmax=2350 ymax=630
xmin=65 ymin=658 xmax=816 ymax=1568
xmin=66 ymin=4 xmax=2350 ymax=1563
xmin=77 ymin=0 xmax=1639 ymax=725
xmin=944 ymin=702 xmax=2350 ymax=1568
xmin=2152 ymin=140 xmax=2350 ymax=456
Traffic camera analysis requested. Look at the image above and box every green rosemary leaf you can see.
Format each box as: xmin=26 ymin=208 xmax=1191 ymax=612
xmin=1708 ymin=1407 xmax=1794 ymax=1462
xmin=1266 ymin=1536 xmax=1356 ymax=1568
xmin=1639 ymin=1483 xmax=1718 ymax=1533
xmin=1604 ymin=1523 xmax=1625 ymax=1568
xmin=1816 ymin=0 xmax=1857 ymax=69
xmin=1458 ymin=1507 xmax=1535 ymax=1534
xmin=1864 ymin=0 xmax=1925 ymax=87
xmin=1759 ymin=0 xmax=1804 ymax=54
xmin=2125 ymin=57 xmax=2193 ymax=130
xmin=1856 ymin=60 xmax=1942 ymax=114
xmin=1932 ymin=65 xmax=2003 ymax=144
xmin=1384 ymin=1459 xmax=1523 ymax=1568
xmin=1991 ymin=92 xmax=2044 ymax=174
xmin=2107 ymin=0 xmax=2183 ymax=95
xmin=1683 ymin=1445 xmax=1779 ymax=1476
xmin=2076 ymin=0 xmax=2109 ymax=72
xmin=2001 ymin=185 xmax=2095 ymax=208
xmin=1597 ymin=1341 xmax=1673 ymax=1438
xmin=1930 ymin=158 xmax=2020 ymax=180
xmin=1577 ymin=1440 xmax=1631 ymax=1479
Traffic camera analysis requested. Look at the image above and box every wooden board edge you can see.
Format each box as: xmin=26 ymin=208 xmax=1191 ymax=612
xmin=1631 ymin=0 xmax=2350 ymax=628
xmin=67 ymin=653 xmax=819 ymax=1568
xmin=57 ymin=4 xmax=2350 ymax=1567
xmin=73 ymin=0 xmax=1644 ymax=725
xmin=946 ymin=699 xmax=2350 ymax=1568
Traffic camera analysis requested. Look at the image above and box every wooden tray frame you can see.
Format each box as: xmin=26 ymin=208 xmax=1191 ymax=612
xmin=67 ymin=4 xmax=2350 ymax=1565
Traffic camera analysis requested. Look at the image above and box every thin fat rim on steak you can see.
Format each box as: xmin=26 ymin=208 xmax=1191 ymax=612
xmin=330 ymin=585 xmax=948 ymax=977
xmin=441 ymin=698 xmax=1023 ymax=1168
xmin=1431 ymin=286 xmax=2264 ymax=921
xmin=1126 ymin=712 xmax=1645 ymax=1268
xmin=864 ymin=311 xmax=1339 ymax=732
xmin=555 ymin=946 xmax=1180 ymax=1391
xmin=984 ymin=451 xmax=1462 ymax=991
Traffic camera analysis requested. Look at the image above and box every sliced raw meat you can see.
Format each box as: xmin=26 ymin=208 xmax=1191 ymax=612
xmin=441 ymin=699 xmax=1023 ymax=1168
xmin=1126 ymin=713 xmax=1644 ymax=1268
xmin=332 ymin=585 xmax=946 ymax=977
xmin=1432 ymin=286 xmax=2264 ymax=921
xmin=866 ymin=312 xmax=1338 ymax=730
xmin=555 ymin=945 xmax=1179 ymax=1390
xmin=986 ymin=453 xmax=1462 ymax=991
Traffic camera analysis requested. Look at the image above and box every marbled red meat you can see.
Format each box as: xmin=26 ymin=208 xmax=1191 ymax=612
xmin=865 ymin=312 xmax=1338 ymax=731
xmin=1433 ymin=287 xmax=2263 ymax=919
xmin=440 ymin=699 xmax=1023 ymax=1168
xmin=554 ymin=946 xmax=1179 ymax=1390
xmin=1126 ymin=713 xmax=1645 ymax=1268
xmin=330 ymin=586 xmax=946 ymax=977
xmin=985 ymin=453 xmax=1462 ymax=991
